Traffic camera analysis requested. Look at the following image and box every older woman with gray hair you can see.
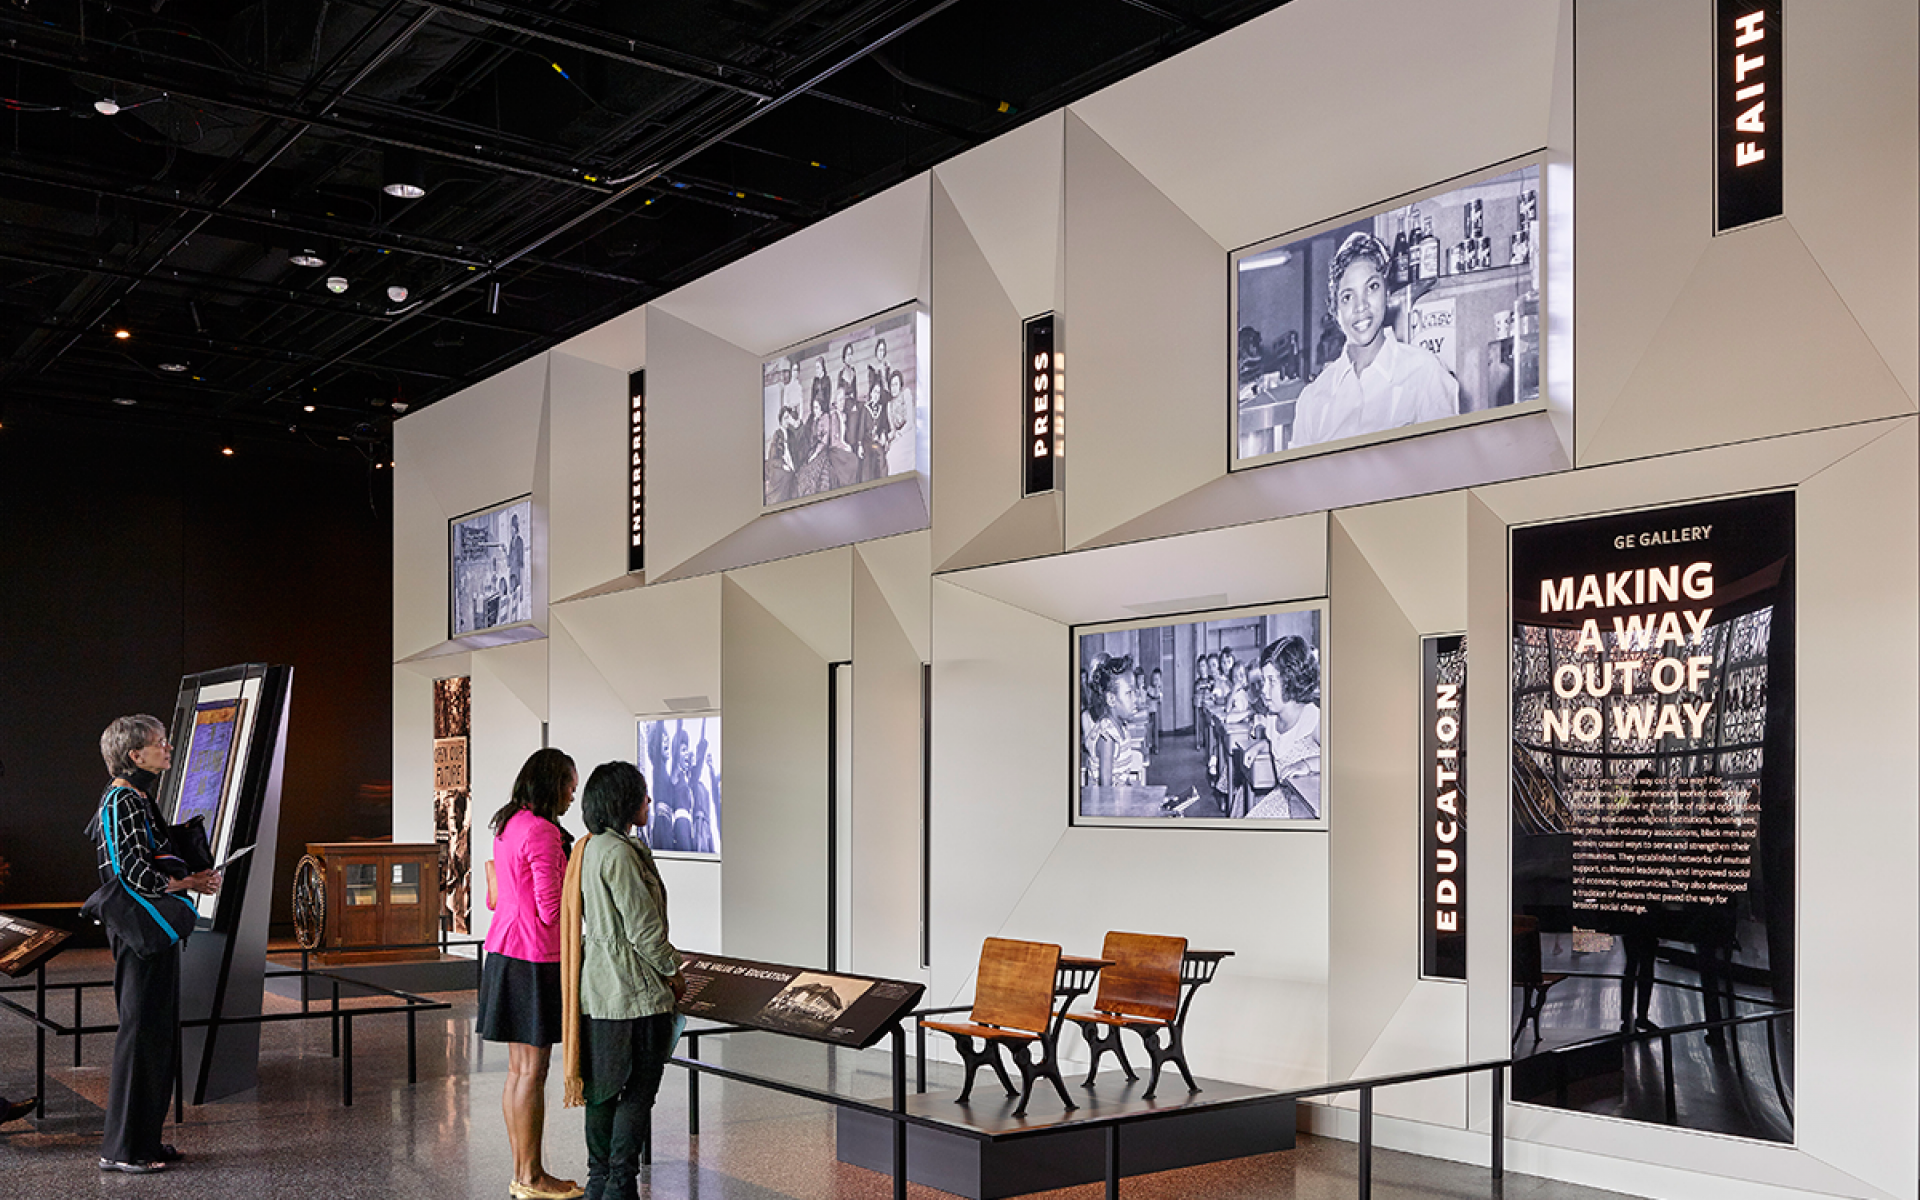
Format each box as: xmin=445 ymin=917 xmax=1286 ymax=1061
xmin=87 ymin=714 xmax=221 ymax=1174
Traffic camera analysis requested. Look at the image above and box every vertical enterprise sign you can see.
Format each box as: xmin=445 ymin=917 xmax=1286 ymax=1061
xmin=1715 ymin=1 xmax=1782 ymax=233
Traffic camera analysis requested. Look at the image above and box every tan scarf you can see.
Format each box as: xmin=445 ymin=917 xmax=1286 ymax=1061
xmin=559 ymin=832 xmax=592 ymax=1108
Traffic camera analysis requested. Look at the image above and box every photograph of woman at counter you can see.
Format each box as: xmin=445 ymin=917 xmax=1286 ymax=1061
xmin=1234 ymin=163 xmax=1541 ymax=463
xmin=1075 ymin=604 xmax=1325 ymax=828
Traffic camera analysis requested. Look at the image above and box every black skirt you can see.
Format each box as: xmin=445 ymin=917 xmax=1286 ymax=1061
xmin=475 ymin=953 xmax=563 ymax=1046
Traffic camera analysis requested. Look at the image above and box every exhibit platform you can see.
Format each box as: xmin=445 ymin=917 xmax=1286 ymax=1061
xmin=835 ymin=1074 xmax=1293 ymax=1199
xmin=264 ymin=952 xmax=480 ymax=1001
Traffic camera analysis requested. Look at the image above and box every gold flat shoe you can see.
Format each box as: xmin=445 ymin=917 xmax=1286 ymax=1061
xmin=509 ymin=1180 xmax=584 ymax=1200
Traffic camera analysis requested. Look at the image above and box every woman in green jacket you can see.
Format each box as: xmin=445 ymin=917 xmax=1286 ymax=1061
xmin=561 ymin=762 xmax=685 ymax=1200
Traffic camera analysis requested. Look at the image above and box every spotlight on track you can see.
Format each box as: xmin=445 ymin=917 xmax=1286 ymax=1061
xmin=290 ymin=248 xmax=327 ymax=268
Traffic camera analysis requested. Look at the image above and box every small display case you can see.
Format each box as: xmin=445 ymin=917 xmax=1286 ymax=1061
xmin=304 ymin=843 xmax=443 ymax=964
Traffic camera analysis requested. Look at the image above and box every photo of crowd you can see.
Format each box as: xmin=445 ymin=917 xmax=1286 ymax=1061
xmin=1075 ymin=604 xmax=1325 ymax=828
xmin=762 ymin=308 xmax=923 ymax=507
xmin=636 ymin=715 xmax=722 ymax=858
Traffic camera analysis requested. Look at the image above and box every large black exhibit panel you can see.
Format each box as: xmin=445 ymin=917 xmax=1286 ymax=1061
xmin=159 ymin=663 xmax=294 ymax=1104
xmin=1509 ymin=494 xmax=1794 ymax=1142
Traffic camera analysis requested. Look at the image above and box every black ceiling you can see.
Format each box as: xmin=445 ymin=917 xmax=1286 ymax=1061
xmin=0 ymin=0 xmax=1285 ymax=463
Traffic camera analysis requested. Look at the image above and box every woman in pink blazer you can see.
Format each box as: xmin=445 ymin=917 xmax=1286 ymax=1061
xmin=478 ymin=748 xmax=581 ymax=1200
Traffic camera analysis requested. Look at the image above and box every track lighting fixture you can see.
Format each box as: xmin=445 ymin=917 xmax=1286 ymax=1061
xmin=158 ymin=362 xmax=188 ymax=373
xmin=290 ymin=249 xmax=327 ymax=268
xmin=95 ymin=98 xmax=121 ymax=116
xmin=382 ymin=148 xmax=428 ymax=199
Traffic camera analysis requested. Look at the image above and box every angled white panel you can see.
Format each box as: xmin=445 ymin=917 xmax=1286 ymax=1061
xmin=1346 ymin=983 xmax=1470 ymax=1128
xmin=397 ymin=354 xmax=547 ymax=522
xmin=392 ymin=429 xmax=452 ymax=658
xmin=553 ymin=305 xmax=647 ymax=373
xmin=720 ymin=577 xmax=828 ymax=963
xmin=644 ymin=308 xmax=760 ymax=579
xmin=856 ymin=531 xmax=932 ymax=665
xmin=545 ymin=618 xmax=640 ymax=785
xmin=1334 ymin=493 xmax=1470 ymax=637
xmin=1574 ymin=1 xmax=1917 ymax=466
xmin=1462 ymin=491 xmax=1512 ymax=1121
xmin=849 ymin=554 xmax=925 ymax=982
xmin=473 ymin=638 xmax=548 ymax=726
xmin=650 ymin=477 xmax=928 ymax=584
xmin=1067 ymin=0 xmax=1559 ymax=253
xmin=992 ymin=827 xmax=1329 ymax=1089
xmin=1787 ymin=0 xmax=1918 ymax=404
xmin=1582 ymin=220 xmax=1915 ymax=465
xmin=547 ymin=351 xmax=631 ymax=601
xmin=940 ymin=512 xmax=1327 ymax=628
xmin=548 ymin=576 xmax=722 ymax=717
xmin=1794 ymin=421 xmax=1918 ymax=1200
xmin=725 ymin=547 xmax=853 ymax=664
xmin=652 ymin=175 xmax=930 ymax=357
xmin=1080 ymin=412 xmax=1567 ymax=552
xmin=928 ymin=580 xmax=1071 ymax=1007
xmin=1325 ymin=516 xmax=1423 ymax=1085
xmin=467 ymin=651 xmax=549 ymax=944
xmin=931 ymin=110 xmax=1064 ymax=319
xmin=928 ymin=172 xmax=1036 ymax=569
xmin=1062 ymin=110 xmax=1224 ymax=549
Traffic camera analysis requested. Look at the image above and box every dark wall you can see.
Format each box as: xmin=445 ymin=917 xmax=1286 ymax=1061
xmin=0 ymin=428 xmax=392 ymax=928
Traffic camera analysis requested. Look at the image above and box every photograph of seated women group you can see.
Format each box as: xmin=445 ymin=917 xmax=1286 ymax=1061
xmin=761 ymin=304 xmax=925 ymax=508
xmin=1074 ymin=602 xmax=1326 ymax=829
xmin=1232 ymin=161 xmax=1542 ymax=467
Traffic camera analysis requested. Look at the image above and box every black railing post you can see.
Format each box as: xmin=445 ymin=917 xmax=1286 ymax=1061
xmin=915 ymin=1017 xmax=926 ymax=1094
xmin=73 ymin=984 xmax=85 ymax=1066
xmin=33 ymin=965 xmax=46 ymax=1117
xmin=301 ymin=948 xmax=310 ymax=1014
xmin=174 ymin=1022 xmax=185 ymax=1121
xmin=1660 ymin=1034 xmax=1677 ymax=1124
xmin=1491 ymin=1065 xmax=1505 ymax=1180
xmin=891 ymin=1024 xmax=908 ymax=1200
xmin=331 ymin=980 xmax=341 ymax=1057
xmin=407 ymin=1006 xmax=418 ymax=1084
xmin=1105 ymin=1123 xmax=1121 ymax=1200
xmin=342 ymin=1013 xmax=354 ymax=1106
xmin=686 ymin=1032 xmax=701 ymax=1136
xmin=1357 ymin=1085 xmax=1373 ymax=1200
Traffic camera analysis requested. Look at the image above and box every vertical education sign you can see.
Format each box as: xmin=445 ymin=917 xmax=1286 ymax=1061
xmin=1022 ymin=313 xmax=1059 ymax=496
xmin=1420 ymin=634 xmax=1466 ymax=981
xmin=1510 ymin=492 xmax=1795 ymax=1139
xmin=1715 ymin=1 xmax=1782 ymax=233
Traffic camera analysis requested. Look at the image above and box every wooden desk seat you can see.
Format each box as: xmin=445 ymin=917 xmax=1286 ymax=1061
xmin=923 ymin=937 xmax=1076 ymax=1116
xmin=1065 ymin=931 xmax=1197 ymax=1098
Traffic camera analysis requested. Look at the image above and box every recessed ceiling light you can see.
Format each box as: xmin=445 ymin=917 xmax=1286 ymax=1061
xmin=325 ymin=276 xmax=349 ymax=294
xmin=290 ymin=249 xmax=327 ymax=268
xmin=386 ymin=285 xmax=408 ymax=303
xmin=158 ymin=362 xmax=188 ymax=373
xmin=95 ymin=98 xmax=121 ymax=116
xmin=303 ymin=404 xmax=316 ymax=413
xmin=113 ymin=328 xmax=131 ymax=340
xmin=221 ymin=446 xmax=235 ymax=456
xmin=112 ymin=397 xmax=138 ymax=406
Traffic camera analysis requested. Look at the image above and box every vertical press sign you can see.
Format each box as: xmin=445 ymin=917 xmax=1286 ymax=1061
xmin=1715 ymin=1 xmax=1782 ymax=233
xmin=1420 ymin=635 xmax=1467 ymax=981
xmin=628 ymin=369 xmax=645 ymax=574
xmin=1022 ymin=313 xmax=1058 ymax=496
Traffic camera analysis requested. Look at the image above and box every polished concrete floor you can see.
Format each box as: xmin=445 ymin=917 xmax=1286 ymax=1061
xmin=1 ymin=949 xmax=1645 ymax=1200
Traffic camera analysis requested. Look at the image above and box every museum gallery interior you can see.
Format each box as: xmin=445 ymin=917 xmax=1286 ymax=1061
xmin=0 ymin=1 xmax=1916 ymax=1198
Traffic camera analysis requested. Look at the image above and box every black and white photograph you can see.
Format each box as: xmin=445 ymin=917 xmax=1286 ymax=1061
xmin=449 ymin=496 xmax=532 ymax=636
xmin=762 ymin=305 xmax=926 ymax=508
xmin=1074 ymin=602 xmax=1326 ymax=829
xmin=433 ymin=675 xmax=473 ymax=935
xmin=636 ymin=714 xmax=722 ymax=859
xmin=756 ymin=971 xmax=874 ymax=1038
xmin=1233 ymin=163 xmax=1542 ymax=466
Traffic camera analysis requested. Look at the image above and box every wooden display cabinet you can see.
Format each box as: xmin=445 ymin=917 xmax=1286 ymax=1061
xmin=305 ymin=842 xmax=442 ymax=964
